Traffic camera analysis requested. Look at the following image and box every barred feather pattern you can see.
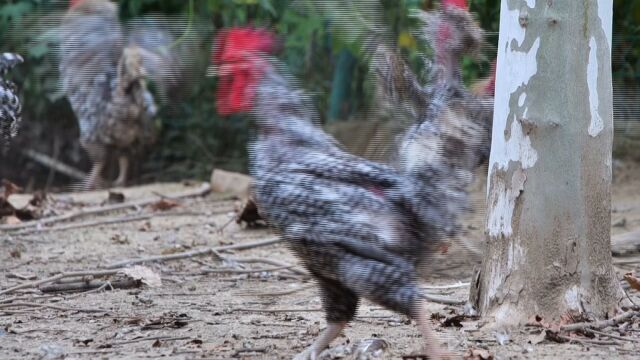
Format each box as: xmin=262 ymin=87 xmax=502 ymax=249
xmin=249 ymin=62 xmax=478 ymax=322
xmin=58 ymin=0 xmax=185 ymax=152
xmin=0 ymin=53 xmax=23 ymax=150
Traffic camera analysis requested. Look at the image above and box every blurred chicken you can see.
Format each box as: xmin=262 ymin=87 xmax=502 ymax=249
xmin=0 ymin=53 xmax=23 ymax=153
xmin=373 ymin=0 xmax=494 ymax=174
xmin=59 ymin=0 xmax=192 ymax=190
xmin=213 ymin=24 xmax=495 ymax=358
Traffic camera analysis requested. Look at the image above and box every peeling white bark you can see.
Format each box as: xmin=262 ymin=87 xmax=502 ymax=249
xmin=487 ymin=168 xmax=526 ymax=237
xmin=489 ymin=1 xmax=541 ymax=181
xmin=587 ymin=37 xmax=603 ymax=137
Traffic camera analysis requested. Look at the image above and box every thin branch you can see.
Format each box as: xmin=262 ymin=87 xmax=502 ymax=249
xmin=170 ymin=265 xmax=294 ymax=276
xmin=556 ymin=333 xmax=619 ymax=346
xmin=22 ymin=148 xmax=87 ymax=181
xmin=422 ymin=282 xmax=470 ymax=290
xmin=0 ymin=301 xmax=109 ymax=313
xmin=234 ymin=307 xmax=323 ymax=313
xmin=110 ymin=335 xmax=191 ymax=346
xmin=13 ymin=211 xmax=211 ymax=235
xmin=614 ymin=257 xmax=640 ymax=265
xmin=0 ymin=270 xmax=119 ymax=296
xmin=105 ymin=237 xmax=282 ymax=269
xmin=586 ymin=329 xmax=637 ymax=342
xmin=40 ymin=279 xmax=137 ymax=294
xmin=559 ymin=310 xmax=639 ymax=332
xmin=0 ymin=183 xmax=212 ymax=232
xmin=236 ymin=284 xmax=316 ymax=297
xmin=421 ymin=293 xmax=466 ymax=305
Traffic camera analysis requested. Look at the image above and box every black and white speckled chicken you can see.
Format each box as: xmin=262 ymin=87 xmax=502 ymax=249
xmin=0 ymin=53 xmax=23 ymax=152
xmin=213 ymin=24 xmax=493 ymax=358
xmin=59 ymin=0 xmax=191 ymax=190
xmin=372 ymin=0 xmax=494 ymax=176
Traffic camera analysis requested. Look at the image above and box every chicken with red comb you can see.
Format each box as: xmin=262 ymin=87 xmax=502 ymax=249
xmin=213 ymin=25 xmax=495 ymax=359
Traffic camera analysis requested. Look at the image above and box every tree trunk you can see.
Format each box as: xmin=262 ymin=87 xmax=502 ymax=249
xmin=469 ymin=0 xmax=624 ymax=325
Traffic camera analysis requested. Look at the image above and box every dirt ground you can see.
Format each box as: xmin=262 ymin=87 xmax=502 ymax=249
xmin=1 ymin=163 xmax=639 ymax=360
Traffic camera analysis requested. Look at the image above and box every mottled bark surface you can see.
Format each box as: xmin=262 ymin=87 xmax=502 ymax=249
xmin=470 ymin=0 xmax=624 ymax=325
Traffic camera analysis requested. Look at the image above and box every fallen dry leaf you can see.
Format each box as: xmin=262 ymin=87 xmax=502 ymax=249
xmin=107 ymin=191 xmax=125 ymax=204
xmin=624 ymin=273 xmax=640 ymax=291
xmin=150 ymin=199 xmax=180 ymax=211
xmin=463 ymin=348 xmax=494 ymax=360
xmin=140 ymin=312 xmax=190 ymax=330
xmin=2 ymin=179 xmax=22 ymax=198
xmin=111 ymin=234 xmax=130 ymax=245
xmin=528 ymin=330 xmax=547 ymax=345
xmin=3 ymin=215 xmax=21 ymax=225
xmin=119 ymin=266 xmax=162 ymax=288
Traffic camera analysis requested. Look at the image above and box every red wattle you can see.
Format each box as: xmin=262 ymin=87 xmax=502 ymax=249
xmin=70 ymin=0 xmax=84 ymax=8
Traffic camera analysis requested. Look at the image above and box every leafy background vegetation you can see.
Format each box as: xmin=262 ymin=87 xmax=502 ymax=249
xmin=0 ymin=0 xmax=638 ymax=190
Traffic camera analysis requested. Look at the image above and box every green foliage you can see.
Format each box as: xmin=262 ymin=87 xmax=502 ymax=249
xmin=1 ymin=0 xmax=639 ymax=186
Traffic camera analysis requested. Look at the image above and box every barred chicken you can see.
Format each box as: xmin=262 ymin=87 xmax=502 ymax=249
xmin=373 ymin=0 xmax=494 ymax=175
xmin=0 ymin=53 xmax=23 ymax=152
xmin=59 ymin=0 xmax=191 ymax=190
xmin=213 ymin=23 xmax=491 ymax=359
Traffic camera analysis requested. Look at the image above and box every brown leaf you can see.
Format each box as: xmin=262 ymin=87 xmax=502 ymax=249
xmin=463 ymin=348 xmax=494 ymax=360
xmin=108 ymin=191 xmax=125 ymax=204
xmin=140 ymin=312 xmax=190 ymax=330
xmin=624 ymin=273 xmax=640 ymax=291
xmin=119 ymin=266 xmax=162 ymax=288
xmin=528 ymin=331 xmax=547 ymax=345
xmin=3 ymin=215 xmax=21 ymax=225
xmin=150 ymin=199 xmax=180 ymax=211
xmin=2 ymin=179 xmax=22 ymax=198
xmin=236 ymin=197 xmax=264 ymax=227
xmin=111 ymin=234 xmax=130 ymax=245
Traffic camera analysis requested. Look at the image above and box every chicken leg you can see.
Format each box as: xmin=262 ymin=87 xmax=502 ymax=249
xmin=293 ymin=322 xmax=346 ymax=360
xmin=113 ymin=155 xmax=129 ymax=187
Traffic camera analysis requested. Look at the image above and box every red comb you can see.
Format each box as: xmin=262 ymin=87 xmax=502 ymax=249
xmin=213 ymin=27 xmax=277 ymax=116
xmin=70 ymin=0 xmax=83 ymax=7
xmin=442 ymin=0 xmax=468 ymax=10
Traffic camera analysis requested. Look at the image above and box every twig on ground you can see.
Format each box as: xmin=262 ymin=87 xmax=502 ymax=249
xmin=65 ymin=282 xmax=113 ymax=299
xmin=234 ymin=307 xmax=323 ymax=313
xmin=7 ymin=272 xmax=37 ymax=281
xmin=105 ymin=237 xmax=282 ymax=269
xmin=229 ymin=257 xmax=308 ymax=276
xmin=422 ymin=282 xmax=470 ymax=290
xmin=40 ymin=279 xmax=136 ymax=294
xmin=234 ymin=348 xmax=268 ymax=356
xmin=170 ymin=265 xmax=294 ymax=276
xmin=556 ymin=333 xmax=619 ymax=346
xmin=421 ymin=293 xmax=466 ymax=306
xmin=559 ymin=310 xmax=639 ymax=332
xmin=110 ymin=335 xmax=190 ymax=346
xmin=613 ymin=257 xmax=640 ymax=265
xmin=13 ymin=211 xmax=209 ymax=235
xmin=0 ymin=301 xmax=109 ymax=313
xmin=0 ymin=183 xmax=212 ymax=232
xmin=236 ymin=284 xmax=316 ymax=297
xmin=586 ymin=329 xmax=637 ymax=342
xmin=0 ymin=270 xmax=119 ymax=296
